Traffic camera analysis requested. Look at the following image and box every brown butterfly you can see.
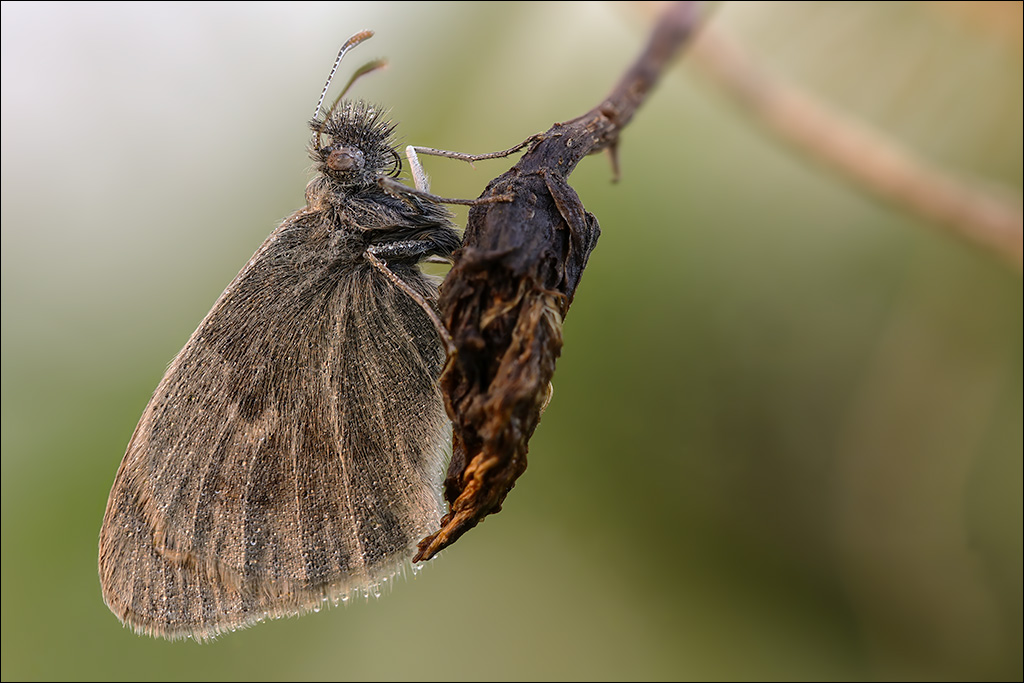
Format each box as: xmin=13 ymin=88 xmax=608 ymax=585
xmin=99 ymin=31 xmax=459 ymax=640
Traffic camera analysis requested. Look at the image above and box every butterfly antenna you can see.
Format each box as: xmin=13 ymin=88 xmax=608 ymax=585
xmin=313 ymin=29 xmax=375 ymax=121
xmin=321 ymin=58 xmax=389 ymax=123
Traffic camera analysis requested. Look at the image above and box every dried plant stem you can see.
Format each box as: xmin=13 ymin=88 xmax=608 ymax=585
xmin=690 ymin=27 xmax=1023 ymax=272
xmin=415 ymin=1 xmax=702 ymax=561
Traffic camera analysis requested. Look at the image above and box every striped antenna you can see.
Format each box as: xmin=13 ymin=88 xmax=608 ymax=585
xmin=315 ymin=58 xmax=390 ymax=146
xmin=313 ymin=29 xmax=374 ymax=121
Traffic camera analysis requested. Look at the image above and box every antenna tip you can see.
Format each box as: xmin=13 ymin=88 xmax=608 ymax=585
xmin=348 ymin=29 xmax=375 ymax=46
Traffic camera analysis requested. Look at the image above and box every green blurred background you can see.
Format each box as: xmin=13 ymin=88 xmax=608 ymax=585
xmin=2 ymin=2 xmax=1021 ymax=680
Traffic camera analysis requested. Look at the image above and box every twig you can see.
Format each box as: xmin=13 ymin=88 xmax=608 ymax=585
xmin=414 ymin=1 xmax=702 ymax=561
xmin=689 ymin=27 xmax=1023 ymax=272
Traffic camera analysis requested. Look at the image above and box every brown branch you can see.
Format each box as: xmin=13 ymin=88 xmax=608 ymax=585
xmin=689 ymin=27 xmax=1024 ymax=272
xmin=414 ymin=1 xmax=702 ymax=562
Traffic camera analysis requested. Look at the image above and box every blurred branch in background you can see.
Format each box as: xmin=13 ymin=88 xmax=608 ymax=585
xmin=626 ymin=3 xmax=1021 ymax=678
xmin=687 ymin=21 xmax=1023 ymax=272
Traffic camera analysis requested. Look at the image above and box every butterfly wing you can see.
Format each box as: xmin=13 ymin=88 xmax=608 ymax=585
xmin=99 ymin=214 xmax=450 ymax=640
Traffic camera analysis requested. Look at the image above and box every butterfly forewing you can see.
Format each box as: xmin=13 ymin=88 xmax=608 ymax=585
xmin=99 ymin=209 xmax=451 ymax=640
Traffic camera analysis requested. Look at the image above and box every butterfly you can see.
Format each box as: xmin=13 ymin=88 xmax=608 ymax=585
xmin=99 ymin=30 xmax=459 ymax=640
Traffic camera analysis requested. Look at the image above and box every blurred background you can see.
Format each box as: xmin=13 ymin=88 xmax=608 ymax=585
xmin=2 ymin=1 xmax=1020 ymax=680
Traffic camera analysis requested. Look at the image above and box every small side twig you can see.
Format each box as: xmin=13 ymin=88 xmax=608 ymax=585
xmin=689 ymin=26 xmax=1023 ymax=272
xmin=415 ymin=1 xmax=702 ymax=562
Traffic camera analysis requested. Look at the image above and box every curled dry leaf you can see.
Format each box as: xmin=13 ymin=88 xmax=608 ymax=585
xmin=416 ymin=1 xmax=701 ymax=561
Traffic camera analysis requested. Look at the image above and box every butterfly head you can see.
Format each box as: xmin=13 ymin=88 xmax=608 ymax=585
xmin=309 ymin=102 xmax=402 ymax=188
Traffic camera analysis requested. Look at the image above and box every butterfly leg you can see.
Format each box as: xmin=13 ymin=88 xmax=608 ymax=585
xmin=378 ymin=135 xmax=542 ymax=206
xmin=365 ymin=241 xmax=455 ymax=356
xmin=403 ymin=136 xmax=540 ymax=192
xmin=405 ymin=135 xmax=537 ymax=177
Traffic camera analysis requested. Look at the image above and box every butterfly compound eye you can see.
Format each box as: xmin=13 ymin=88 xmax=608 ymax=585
xmin=326 ymin=146 xmax=365 ymax=173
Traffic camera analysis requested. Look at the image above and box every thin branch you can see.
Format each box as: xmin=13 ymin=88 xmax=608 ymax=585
xmin=689 ymin=27 xmax=1023 ymax=272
